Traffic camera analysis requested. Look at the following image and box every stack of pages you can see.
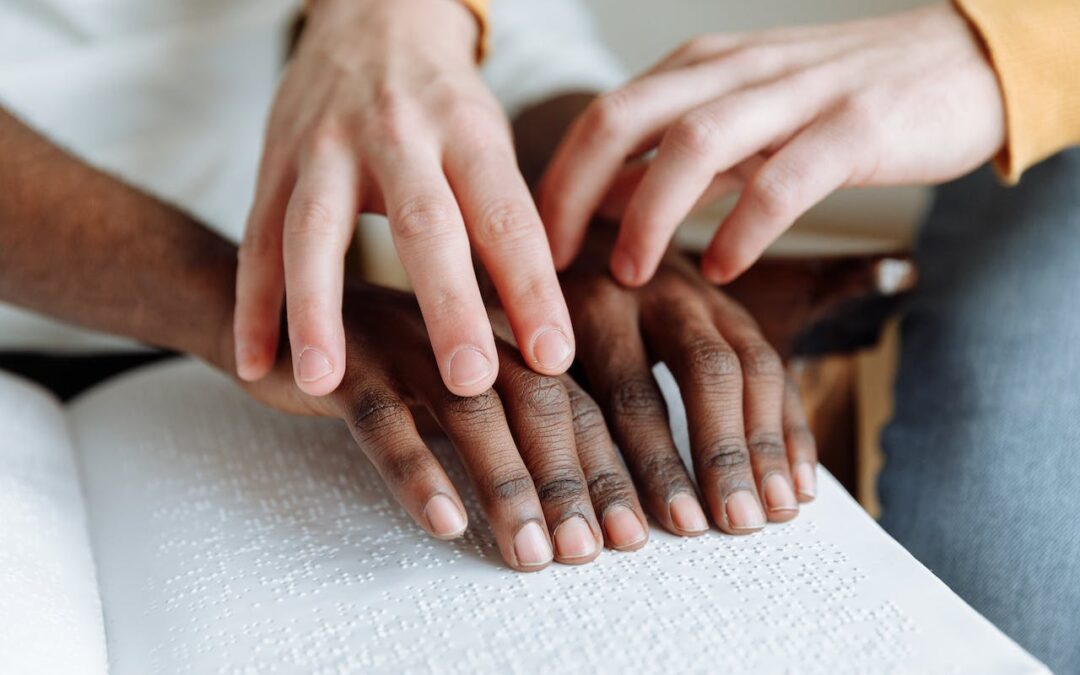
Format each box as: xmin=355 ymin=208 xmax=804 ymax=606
xmin=0 ymin=360 xmax=1048 ymax=673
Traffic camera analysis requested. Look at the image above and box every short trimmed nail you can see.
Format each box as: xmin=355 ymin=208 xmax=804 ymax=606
xmin=236 ymin=345 xmax=259 ymax=381
xmin=701 ymin=258 xmax=724 ymax=284
xmin=448 ymin=347 xmax=493 ymax=388
xmin=603 ymin=505 xmax=647 ymax=549
xmin=725 ymin=490 xmax=766 ymax=532
xmin=513 ymin=521 xmax=553 ymax=567
xmin=532 ymin=329 xmax=573 ymax=371
xmin=297 ymin=347 xmax=333 ymax=383
xmin=553 ymin=516 xmax=597 ymax=560
xmin=668 ymin=493 xmax=708 ymax=534
xmin=423 ymin=494 xmax=466 ymax=538
xmin=796 ymin=462 xmax=817 ymax=499
xmin=763 ymin=473 xmax=799 ymax=514
xmin=610 ymin=249 xmax=638 ymax=285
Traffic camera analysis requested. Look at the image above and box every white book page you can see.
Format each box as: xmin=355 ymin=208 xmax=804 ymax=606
xmin=70 ymin=360 xmax=1048 ymax=674
xmin=0 ymin=371 xmax=107 ymax=675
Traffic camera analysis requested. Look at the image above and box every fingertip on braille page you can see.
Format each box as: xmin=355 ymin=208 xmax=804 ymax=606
xmin=668 ymin=493 xmax=709 ymax=534
xmin=513 ymin=521 xmax=553 ymax=568
xmin=553 ymin=516 xmax=597 ymax=562
xmin=725 ymin=490 xmax=766 ymax=532
xmin=423 ymin=494 xmax=467 ymax=539
xmin=796 ymin=462 xmax=818 ymax=501
xmin=763 ymin=472 xmax=799 ymax=517
xmin=602 ymin=505 xmax=647 ymax=550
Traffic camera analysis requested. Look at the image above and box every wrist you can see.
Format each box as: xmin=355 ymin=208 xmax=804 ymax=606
xmin=303 ymin=0 xmax=479 ymax=64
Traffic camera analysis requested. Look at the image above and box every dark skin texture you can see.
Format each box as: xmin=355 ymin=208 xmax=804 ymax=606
xmin=513 ymin=93 xmax=818 ymax=535
xmin=560 ymin=226 xmax=818 ymax=534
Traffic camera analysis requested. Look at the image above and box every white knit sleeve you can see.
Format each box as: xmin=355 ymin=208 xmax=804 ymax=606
xmin=481 ymin=0 xmax=627 ymax=119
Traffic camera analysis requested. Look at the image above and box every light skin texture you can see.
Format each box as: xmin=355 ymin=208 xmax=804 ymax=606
xmin=539 ymin=2 xmax=1007 ymax=286
xmin=235 ymin=0 xmax=575 ymax=400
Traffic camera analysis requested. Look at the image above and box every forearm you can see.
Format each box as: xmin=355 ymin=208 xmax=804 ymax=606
xmin=0 ymin=108 xmax=237 ymax=371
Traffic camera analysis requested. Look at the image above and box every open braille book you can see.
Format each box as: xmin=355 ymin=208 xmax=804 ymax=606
xmin=0 ymin=359 xmax=1048 ymax=674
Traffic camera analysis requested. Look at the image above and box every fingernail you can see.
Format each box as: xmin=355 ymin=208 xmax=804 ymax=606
xmin=553 ymin=516 xmax=597 ymax=561
xmin=701 ymin=258 xmax=725 ymax=284
xmin=603 ymin=505 xmax=647 ymax=549
xmin=532 ymin=329 xmax=573 ymax=371
xmin=610 ymin=249 xmax=638 ymax=285
xmin=297 ymin=347 xmax=333 ymax=383
xmin=763 ymin=472 xmax=799 ymax=515
xmin=423 ymin=494 xmax=466 ymax=539
xmin=668 ymin=493 xmax=709 ymax=534
xmin=725 ymin=490 xmax=766 ymax=532
xmin=448 ymin=347 xmax=493 ymax=388
xmin=236 ymin=344 xmax=259 ymax=381
xmin=796 ymin=462 xmax=817 ymax=500
xmin=513 ymin=521 xmax=553 ymax=568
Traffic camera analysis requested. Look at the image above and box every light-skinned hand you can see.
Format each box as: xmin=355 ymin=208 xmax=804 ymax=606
xmin=235 ymin=0 xmax=574 ymax=399
xmin=540 ymin=3 xmax=1005 ymax=286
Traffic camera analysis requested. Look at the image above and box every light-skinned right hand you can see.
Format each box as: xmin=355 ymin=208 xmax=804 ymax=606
xmin=540 ymin=3 xmax=1005 ymax=287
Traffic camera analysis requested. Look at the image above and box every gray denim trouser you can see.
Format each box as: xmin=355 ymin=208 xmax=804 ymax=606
xmin=880 ymin=148 xmax=1080 ymax=673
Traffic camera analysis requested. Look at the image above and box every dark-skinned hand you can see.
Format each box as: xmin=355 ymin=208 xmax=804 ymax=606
xmin=558 ymin=224 xmax=818 ymax=536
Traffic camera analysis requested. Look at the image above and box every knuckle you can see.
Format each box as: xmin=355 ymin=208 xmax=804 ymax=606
xmin=586 ymin=90 xmax=633 ymax=140
xmin=348 ymin=389 xmax=408 ymax=437
xmin=448 ymin=100 xmax=507 ymax=146
xmin=748 ymin=432 xmax=787 ymax=459
xmin=443 ymin=389 xmax=503 ymax=425
xmin=835 ymin=93 xmax=880 ymax=134
xmin=535 ymin=471 xmax=588 ymax=504
xmin=683 ymin=339 xmax=742 ymax=380
xmin=512 ymin=372 xmax=569 ymax=418
xmin=748 ymin=167 xmax=798 ymax=220
xmin=726 ymin=43 xmax=778 ymax=71
xmin=676 ymin=34 xmax=717 ymax=62
xmin=391 ymin=196 xmax=460 ymax=244
xmin=737 ymin=341 xmax=784 ymax=379
xmin=608 ymin=375 xmax=663 ymax=420
xmin=483 ymin=469 xmax=535 ymax=504
xmin=586 ymin=470 xmax=632 ymax=507
xmin=701 ymin=439 xmax=751 ymax=472
xmin=473 ymin=198 xmax=539 ymax=247
xmin=785 ymin=424 xmax=817 ymax=452
xmin=637 ymin=452 xmax=691 ymax=496
xmin=667 ymin=113 xmax=719 ymax=159
xmin=304 ymin=122 xmax=347 ymax=159
xmin=368 ymin=89 xmax=415 ymax=147
xmin=287 ymin=198 xmax=339 ymax=238
xmin=568 ymin=389 xmax=607 ymax=435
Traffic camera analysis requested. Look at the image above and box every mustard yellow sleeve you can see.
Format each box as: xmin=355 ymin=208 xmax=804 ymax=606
xmin=457 ymin=0 xmax=490 ymax=62
xmin=953 ymin=0 xmax=1080 ymax=182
